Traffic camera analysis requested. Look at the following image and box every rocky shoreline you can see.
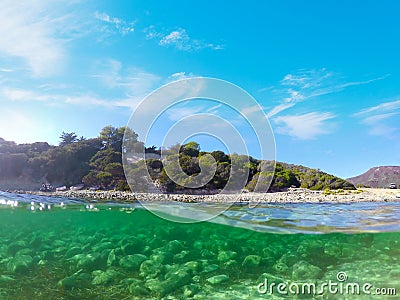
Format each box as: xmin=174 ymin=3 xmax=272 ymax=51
xmin=18 ymin=188 xmax=400 ymax=203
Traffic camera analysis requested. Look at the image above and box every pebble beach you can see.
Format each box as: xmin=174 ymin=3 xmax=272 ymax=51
xmin=22 ymin=187 xmax=400 ymax=204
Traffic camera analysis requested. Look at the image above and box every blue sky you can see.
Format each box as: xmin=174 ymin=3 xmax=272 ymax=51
xmin=0 ymin=0 xmax=399 ymax=178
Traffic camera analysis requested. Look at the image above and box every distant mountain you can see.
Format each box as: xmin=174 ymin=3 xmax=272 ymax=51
xmin=347 ymin=166 xmax=400 ymax=188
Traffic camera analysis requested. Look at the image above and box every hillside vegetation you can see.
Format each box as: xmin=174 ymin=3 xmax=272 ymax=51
xmin=0 ymin=126 xmax=355 ymax=192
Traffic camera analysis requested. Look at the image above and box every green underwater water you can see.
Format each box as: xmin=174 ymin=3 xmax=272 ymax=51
xmin=0 ymin=204 xmax=399 ymax=299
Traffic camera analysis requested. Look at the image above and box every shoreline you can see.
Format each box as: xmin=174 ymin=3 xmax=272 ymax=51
xmin=11 ymin=187 xmax=400 ymax=204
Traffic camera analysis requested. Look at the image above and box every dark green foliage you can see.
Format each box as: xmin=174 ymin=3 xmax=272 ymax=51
xmin=59 ymin=132 xmax=78 ymax=146
xmin=0 ymin=153 xmax=28 ymax=179
xmin=0 ymin=130 xmax=355 ymax=192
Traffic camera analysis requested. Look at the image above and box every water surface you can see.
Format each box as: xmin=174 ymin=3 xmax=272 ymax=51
xmin=0 ymin=191 xmax=399 ymax=299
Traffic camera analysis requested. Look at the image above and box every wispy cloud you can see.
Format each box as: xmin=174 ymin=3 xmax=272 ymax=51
xmin=354 ymin=99 xmax=400 ymax=116
xmin=167 ymin=106 xmax=205 ymax=121
xmin=274 ymin=112 xmax=335 ymax=140
xmin=0 ymin=59 xmax=202 ymax=111
xmin=354 ymin=99 xmax=400 ymax=138
xmin=95 ymin=11 xmax=135 ymax=36
xmin=145 ymin=26 xmax=224 ymax=51
xmin=169 ymin=72 xmax=196 ymax=80
xmin=0 ymin=1 xmax=85 ymax=77
xmin=92 ymin=59 xmax=161 ymax=97
xmin=265 ymin=69 xmax=388 ymax=118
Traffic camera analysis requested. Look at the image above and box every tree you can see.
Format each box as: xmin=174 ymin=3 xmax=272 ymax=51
xmin=181 ymin=141 xmax=200 ymax=157
xmin=59 ymin=132 xmax=78 ymax=146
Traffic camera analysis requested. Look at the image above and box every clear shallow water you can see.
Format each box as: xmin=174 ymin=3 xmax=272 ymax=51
xmin=0 ymin=191 xmax=399 ymax=299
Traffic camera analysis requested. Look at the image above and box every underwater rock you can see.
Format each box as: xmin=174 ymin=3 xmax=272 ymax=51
xmin=263 ymin=245 xmax=284 ymax=260
xmin=183 ymin=283 xmax=200 ymax=297
xmin=29 ymin=235 xmax=43 ymax=249
xmin=277 ymin=252 xmax=300 ymax=267
xmin=223 ymin=259 xmax=238 ymax=270
xmin=324 ymin=241 xmax=342 ymax=258
xmin=242 ymin=255 xmax=262 ymax=267
xmin=107 ymin=249 xmax=117 ymax=267
xmin=15 ymin=248 xmax=33 ymax=257
xmin=297 ymin=239 xmax=324 ymax=259
xmin=129 ymin=281 xmax=150 ymax=296
xmin=165 ymin=240 xmax=184 ymax=254
xmin=139 ymin=260 xmax=163 ymax=279
xmin=93 ymin=242 xmax=113 ymax=253
xmin=64 ymin=247 xmax=82 ymax=259
xmin=7 ymin=241 xmax=26 ymax=256
xmin=58 ymin=270 xmax=91 ymax=290
xmin=206 ymin=274 xmax=229 ymax=285
xmin=272 ymin=262 xmax=289 ymax=275
xmin=217 ymin=250 xmax=237 ymax=262
xmin=157 ymin=268 xmax=191 ymax=296
xmin=0 ymin=275 xmax=15 ymax=283
xmin=173 ymin=250 xmax=190 ymax=263
xmin=7 ymin=255 xmax=33 ymax=274
xmin=121 ymin=237 xmax=144 ymax=255
xmin=119 ymin=254 xmax=147 ymax=271
xmin=184 ymin=261 xmax=201 ymax=274
xmin=200 ymin=249 xmax=214 ymax=258
xmin=292 ymin=260 xmax=322 ymax=280
xmin=150 ymin=250 xmax=173 ymax=264
xmin=76 ymin=253 xmax=105 ymax=271
xmin=202 ymin=263 xmax=219 ymax=274
xmin=91 ymin=269 xmax=119 ymax=285
xmin=257 ymin=272 xmax=286 ymax=285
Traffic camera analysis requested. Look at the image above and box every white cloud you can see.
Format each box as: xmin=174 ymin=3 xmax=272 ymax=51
xmin=240 ymin=105 xmax=264 ymax=116
xmin=274 ymin=112 xmax=335 ymax=140
xmin=362 ymin=112 xmax=399 ymax=125
xmin=267 ymin=103 xmax=296 ymax=118
xmin=167 ymin=106 xmax=205 ymax=121
xmin=145 ymin=27 xmax=224 ymax=51
xmin=92 ymin=59 xmax=161 ymax=99
xmin=354 ymin=99 xmax=400 ymax=138
xmin=265 ymin=69 xmax=388 ymax=118
xmin=95 ymin=11 xmax=135 ymax=36
xmin=354 ymin=99 xmax=400 ymax=116
xmin=169 ymin=72 xmax=195 ymax=80
xmin=0 ymin=1 xmax=83 ymax=77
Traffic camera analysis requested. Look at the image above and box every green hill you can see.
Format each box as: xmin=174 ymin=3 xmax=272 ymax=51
xmin=0 ymin=127 xmax=355 ymax=192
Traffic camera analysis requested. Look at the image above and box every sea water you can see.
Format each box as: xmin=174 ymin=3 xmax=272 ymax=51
xmin=0 ymin=191 xmax=399 ymax=299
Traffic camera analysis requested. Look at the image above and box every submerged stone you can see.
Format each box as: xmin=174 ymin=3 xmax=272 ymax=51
xmin=217 ymin=250 xmax=237 ymax=262
xmin=165 ymin=240 xmax=184 ymax=254
xmin=129 ymin=282 xmax=150 ymax=296
xmin=152 ymin=269 xmax=191 ymax=296
xmin=121 ymin=237 xmax=144 ymax=255
xmin=91 ymin=269 xmax=119 ymax=285
xmin=119 ymin=254 xmax=147 ymax=271
xmin=206 ymin=274 xmax=229 ymax=285
xmin=58 ymin=271 xmax=91 ymax=290
xmin=7 ymin=241 xmax=26 ymax=256
xmin=242 ymin=255 xmax=262 ymax=267
xmin=139 ymin=260 xmax=163 ymax=279
xmin=183 ymin=283 xmax=200 ymax=297
xmin=0 ymin=275 xmax=15 ymax=283
xmin=107 ymin=249 xmax=117 ymax=267
xmin=292 ymin=260 xmax=322 ymax=280
xmin=7 ymin=255 xmax=33 ymax=274
xmin=65 ymin=247 xmax=82 ymax=259
xmin=202 ymin=264 xmax=219 ymax=274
